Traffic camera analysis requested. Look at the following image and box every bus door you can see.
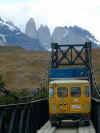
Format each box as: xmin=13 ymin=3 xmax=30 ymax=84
xmin=56 ymin=85 xmax=69 ymax=113
xmin=69 ymin=86 xmax=83 ymax=113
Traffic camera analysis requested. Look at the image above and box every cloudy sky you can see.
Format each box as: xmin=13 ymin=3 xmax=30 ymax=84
xmin=0 ymin=0 xmax=100 ymax=40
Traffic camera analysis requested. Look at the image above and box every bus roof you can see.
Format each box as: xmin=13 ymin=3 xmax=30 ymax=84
xmin=50 ymin=80 xmax=89 ymax=84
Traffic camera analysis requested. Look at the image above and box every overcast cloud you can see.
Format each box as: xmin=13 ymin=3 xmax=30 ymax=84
xmin=0 ymin=0 xmax=100 ymax=40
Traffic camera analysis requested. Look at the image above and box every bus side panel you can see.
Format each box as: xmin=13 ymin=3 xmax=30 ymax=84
xmin=49 ymin=85 xmax=56 ymax=115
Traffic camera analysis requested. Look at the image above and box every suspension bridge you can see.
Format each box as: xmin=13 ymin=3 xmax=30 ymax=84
xmin=0 ymin=42 xmax=100 ymax=133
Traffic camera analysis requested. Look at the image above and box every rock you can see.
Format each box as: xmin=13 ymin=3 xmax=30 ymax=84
xmin=38 ymin=25 xmax=51 ymax=50
xmin=0 ymin=17 xmax=44 ymax=50
xmin=25 ymin=18 xmax=38 ymax=39
xmin=52 ymin=25 xmax=100 ymax=47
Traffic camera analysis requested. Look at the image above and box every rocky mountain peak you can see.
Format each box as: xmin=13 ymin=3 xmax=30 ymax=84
xmin=0 ymin=17 xmax=19 ymax=33
xmin=25 ymin=18 xmax=37 ymax=39
xmin=0 ymin=17 xmax=44 ymax=50
xmin=38 ymin=24 xmax=51 ymax=50
xmin=28 ymin=18 xmax=36 ymax=29
xmin=52 ymin=26 xmax=67 ymax=43
xmin=0 ymin=16 xmax=99 ymax=51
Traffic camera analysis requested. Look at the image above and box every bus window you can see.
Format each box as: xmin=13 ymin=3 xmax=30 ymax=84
xmin=58 ymin=88 xmax=68 ymax=98
xmin=49 ymin=88 xmax=54 ymax=97
xmin=71 ymin=87 xmax=81 ymax=97
xmin=85 ymin=86 xmax=89 ymax=97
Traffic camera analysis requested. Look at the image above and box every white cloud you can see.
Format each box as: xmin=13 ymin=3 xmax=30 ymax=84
xmin=0 ymin=0 xmax=100 ymax=40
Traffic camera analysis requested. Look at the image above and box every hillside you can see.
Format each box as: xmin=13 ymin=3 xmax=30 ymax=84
xmin=0 ymin=49 xmax=50 ymax=90
xmin=0 ymin=48 xmax=100 ymax=91
xmin=0 ymin=46 xmax=24 ymax=52
xmin=0 ymin=17 xmax=44 ymax=51
xmin=0 ymin=17 xmax=100 ymax=51
xmin=92 ymin=48 xmax=100 ymax=87
xmin=25 ymin=18 xmax=100 ymax=49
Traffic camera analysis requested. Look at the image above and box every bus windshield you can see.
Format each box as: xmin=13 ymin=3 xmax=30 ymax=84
xmin=58 ymin=88 xmax=68 ymax=98
xmin=71 ymin=87 xmax=81 ymax=97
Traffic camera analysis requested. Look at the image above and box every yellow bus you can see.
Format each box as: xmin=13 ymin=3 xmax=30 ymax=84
xmin=49 ymin=79 xmax=91 ymax=126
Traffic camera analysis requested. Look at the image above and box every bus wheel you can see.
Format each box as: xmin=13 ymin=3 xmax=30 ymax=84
xmin=84 ymin=120 xmax=90 ymax=126
xmin=56 ymin=120 xmax=61 ymax=128
xmin=51 ymin=121 xmax=57 ymax=127
xmin=59 ymin=121 xmax=62 ymax=127
xmin=51 ymin=121 xmax=61 ymax=128
xmin=74 ymin=121 xmax=79 ymax=127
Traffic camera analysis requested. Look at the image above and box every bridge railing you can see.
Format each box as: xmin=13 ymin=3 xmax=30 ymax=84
xmin=0 ymin=98 xmax=49 ymax=133
xmin=0 ymin=86 xmax=48 ymax=103
xmin=91 ymin=98 xmax=100 ymax=133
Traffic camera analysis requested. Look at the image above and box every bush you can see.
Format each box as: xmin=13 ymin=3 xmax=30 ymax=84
xmin=0 ymin=74 xmax=48 ymax=104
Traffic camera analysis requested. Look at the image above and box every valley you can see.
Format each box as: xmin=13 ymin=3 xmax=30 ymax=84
xmin=0 ymin=47 xmax=99 ymax=91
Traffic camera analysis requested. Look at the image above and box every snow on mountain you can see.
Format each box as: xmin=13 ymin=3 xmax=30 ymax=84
xmin=0 ymin=17 xmax=100 ymax=51
xmin=5 ymin=23 xmax=16 ymax=31
xmin=0 ymin=17 xmax=44 ymax=50
xmin=0 ymin=18 xmax=19 ymax=32
xmin=87 ymin=36 xmax=100 ymax=45
xmin=52 ymin=25 xmax=99 ymax=48
xmin=63 ymin=30 xmax=69 ymax=38
xmin=0 ymin=34 xmax=7 ymax=43
xmin=52 ymin=27 xmax=66 ymax=43
xmin=24 ymin=18 xmax=100 ymax=50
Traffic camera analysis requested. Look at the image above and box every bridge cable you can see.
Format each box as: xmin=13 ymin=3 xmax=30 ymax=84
xmin=89 ymin=47 xmax=100 ymax=98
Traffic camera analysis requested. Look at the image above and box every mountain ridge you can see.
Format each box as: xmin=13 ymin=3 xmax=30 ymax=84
xmin=0 ymin=17 xmax=100 ymax=51
xmin=25 ymin=18 xmax=100 ymax=49
xmin=0 ymin=17 xmax=44 ymax=51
